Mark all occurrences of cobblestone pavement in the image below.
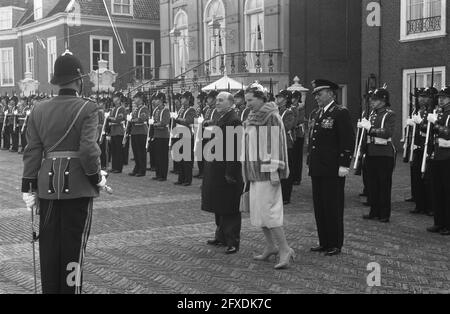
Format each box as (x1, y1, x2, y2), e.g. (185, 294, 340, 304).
(0, 150, 449, 294)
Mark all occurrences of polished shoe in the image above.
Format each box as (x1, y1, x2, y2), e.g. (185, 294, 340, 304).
(207, 239, 224, 246)
(427, 226, 442, 233)
(157, 178, 167, 182)
(174, 181, 183, 186)
(325, 248, 341, 257)
(405, 198, 415, 203)
(274, 249, 296, 270)
(152, 177, 161, 181)
(440, 229, 450, 236)
(112, 170, 122, 174)
(128, 173, 137, 177)
(135, 174, 145, 177)
(182, 182, 192, 187)
(363, 215, 379, 221)
(379, 218, 390, 223)
(253, 249, 279, 261)
(225, 247, 239, 255)
(310, 246, 327, 253)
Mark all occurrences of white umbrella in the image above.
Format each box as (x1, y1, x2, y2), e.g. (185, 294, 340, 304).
(202, 74, 246, 92)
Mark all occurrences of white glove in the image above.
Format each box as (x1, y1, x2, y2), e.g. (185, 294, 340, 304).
(406, 118, 415, 127)
(427, 113, 438, 124)
(104, 112, 111, 119)
(126, 114, 132, 122)
(357, 121, 363, 129)
(149, 118, 155, 125)
(197, 116, 205, 124)
(412, 114, 423, 125)
(14, 110, 18, 115)
(338, 167, 350, 178)
(170, 112, 178, 119)
(360, 118, 372, 131)
(97, 171, 108, 189)
(4, 110, 8, 115)
(26, 110, 31, 116)
(23, 193, 37, 211)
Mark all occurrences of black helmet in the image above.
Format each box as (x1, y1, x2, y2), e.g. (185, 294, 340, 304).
(113, 92, 124, 99)
(419, 87, 439, 98)
(50, 50, 86, 86)
(154, 91, 166, 102)
(207, 90, 219, 99)
(276, 90, 292, 101)
(133, 92, 145, 100)
(437, 86, 450, 98)
(292, 91, 303, 102)
(371, 88, 390, 104)
(182, 91, 194, 101)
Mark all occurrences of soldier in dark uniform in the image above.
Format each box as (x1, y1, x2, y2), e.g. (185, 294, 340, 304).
(17, 96, 31, 154)
(360, 88, 396, 223)
(0, 98, 5, 149)
(173, 91, 197, 186)
(426, 86, 450, 235)
(97, 98, 109, 170)
(291, 91, 306, 186)
(151, 92, 171, 181)
(308, 79, 355, 256)
(407, 88, 437, 216)
(171, 93, 183, 174)
(148, 93, 157, 172)
(276, 90, 296, 205)
(128, 92, 150, 177)
(3, 99, 14, 151)
(21, 51, 107, 294)
(10, 96, 19, 152)
(108, 92, 126, 173)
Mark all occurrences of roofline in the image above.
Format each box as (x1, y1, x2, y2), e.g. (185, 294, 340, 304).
(0, 12, 159, 41)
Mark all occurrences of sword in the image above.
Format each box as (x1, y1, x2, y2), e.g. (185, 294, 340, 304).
(29, 183, 38, 294)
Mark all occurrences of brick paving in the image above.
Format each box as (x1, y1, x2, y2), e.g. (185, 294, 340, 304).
(0, 150, 449, 294)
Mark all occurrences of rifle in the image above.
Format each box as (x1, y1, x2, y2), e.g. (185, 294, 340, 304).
(1, 109, 8, 137)
(122, 93, 133, 147)
(353, 79, 371, 172)
(408, 73, 420, 162)
(403, 74, 416, 162)
(145, 90, 153, 151)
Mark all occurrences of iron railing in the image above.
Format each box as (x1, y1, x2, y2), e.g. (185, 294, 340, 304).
(407, 16, 441, 34)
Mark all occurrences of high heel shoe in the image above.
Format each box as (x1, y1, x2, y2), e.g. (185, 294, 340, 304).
(274, 249, 296, 270)
(253, 249, 279, 262)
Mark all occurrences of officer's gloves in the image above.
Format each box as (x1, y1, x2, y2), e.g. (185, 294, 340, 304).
(170, 112, 179, 119)
(338, 167, 350, 178)
(97, 170, 108, 189)
(23, 193, 37, 212)
(104, 112, 111, 120)
(126, 114, 132, 122)
(197, 115, 205, 124)
(360, 118, 372, 131)
(412, 114, 423, 125)
(427, 113, 438, 124)
(148, 118, 155, 126)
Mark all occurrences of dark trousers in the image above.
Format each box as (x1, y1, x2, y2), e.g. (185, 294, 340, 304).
(20, 129, 27, 151)
(431, 160, 450, 229)
(154, 137, 169, 179)
(171, 138, 181, 173)
(367, 156, 395, 219)
(123, 137, 130, 166)
(214, 213, 242, 248)
(311, 176, 345, 249)
(2, 124, 11, 149)
(38, 198, 93, 294)
(149, 139, 156, 169)
(411, 150, 433, 213)
(131, 134, 147, 175)
(11, 127, 19, 151)
(281, 148, 294, 202)
(292, 137, 305, 183)
(111, 136, 124, 172)
(99, 137, 110, 169)
(178, 138, 194, 184)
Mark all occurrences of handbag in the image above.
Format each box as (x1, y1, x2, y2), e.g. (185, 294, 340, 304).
(239, 182, 250, 214)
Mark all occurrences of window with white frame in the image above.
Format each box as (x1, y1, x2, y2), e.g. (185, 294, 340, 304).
(47, 37, 57, 82)
(112, 0, 133, 16)
(134, 40, 154, 81)
(25, 43, 34, 77)
(402, 66, 446, 131)
(245, 0, 264, 72)
(0, 7, 13, 30)
(173, 10, 189, 76)
(0, 48, 14, 86)
(34, 0, 43, 20)
(204, 0, 226, 75)
(91, 36, 113, 71)
(400, 0, 446, 41)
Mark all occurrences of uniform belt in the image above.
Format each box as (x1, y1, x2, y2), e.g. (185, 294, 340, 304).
(45, 151, 81, 159)
(438, 138, 450, 148)
(110, 123, 121, 126)
(134, 123, 145, 126)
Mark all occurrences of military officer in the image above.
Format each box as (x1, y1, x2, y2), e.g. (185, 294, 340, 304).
(291, 91, 306, 186)
(360, 88, 396, 223)
(426, 86, 450, 236)
(151, 92, 171, 181)
(0, 97, 6, 149)
(407, 88, 437, 216)
(308, 79, 355, 256)
(9, 96, 19, 152)
(17, 96, 31, 154)
(21, 50, 107, 294)
(108, 92, 126, 173)
(173, 91, 197, 186)
(276, 90, 296, 205)
(234, 90, 250, 122)
(128, 92, 150, 177)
